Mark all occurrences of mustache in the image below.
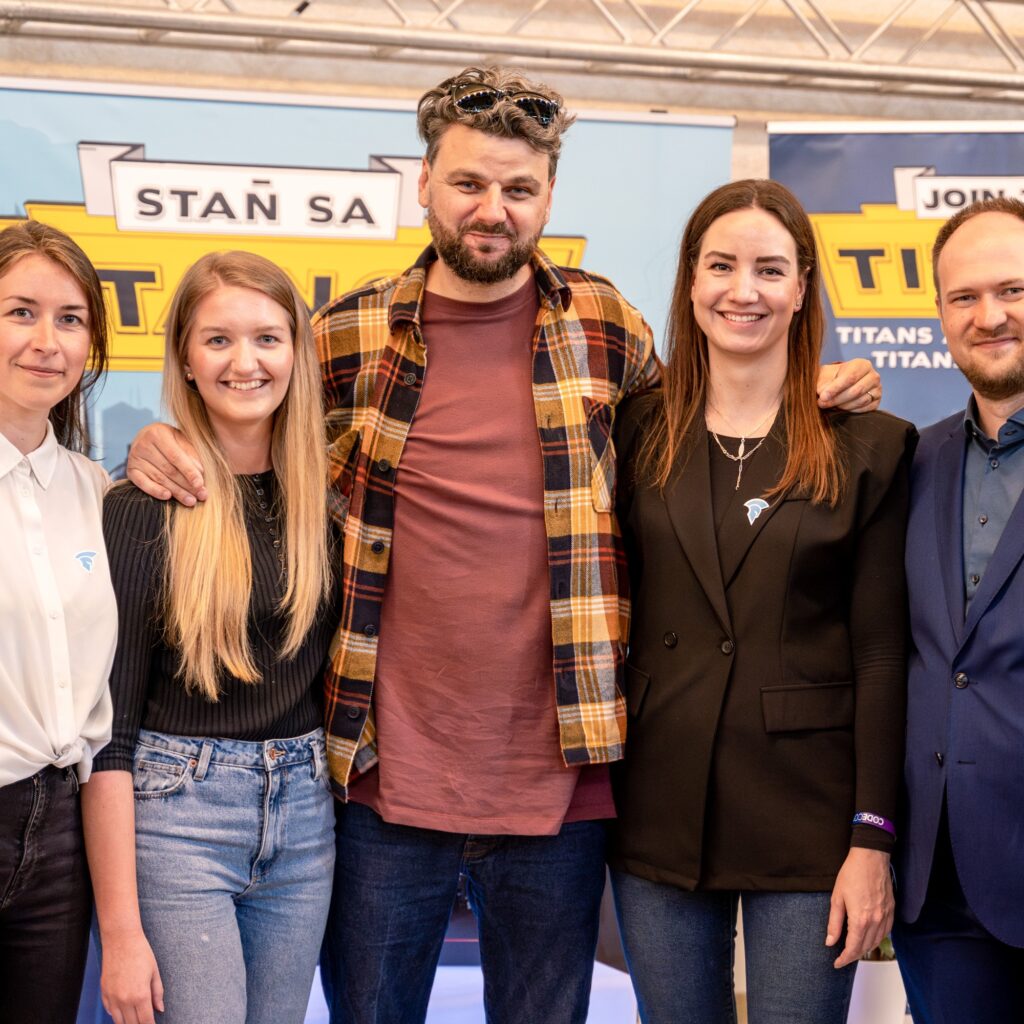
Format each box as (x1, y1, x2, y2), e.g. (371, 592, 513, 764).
(966, 326, 1021, 343)
(459, 221, 516, 240)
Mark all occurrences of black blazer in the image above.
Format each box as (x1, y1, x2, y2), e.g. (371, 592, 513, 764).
(610, 397, 916, 891)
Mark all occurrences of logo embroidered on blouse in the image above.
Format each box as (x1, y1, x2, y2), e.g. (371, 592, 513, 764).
(743, 499, 770, 525)
(74, 550, 97, 572)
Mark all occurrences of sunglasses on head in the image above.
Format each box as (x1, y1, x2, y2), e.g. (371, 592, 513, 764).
(449, 83, 560, 126)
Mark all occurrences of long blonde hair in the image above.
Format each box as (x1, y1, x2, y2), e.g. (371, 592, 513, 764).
(638, 179, 844, 506)
(161, 252, 328, 699)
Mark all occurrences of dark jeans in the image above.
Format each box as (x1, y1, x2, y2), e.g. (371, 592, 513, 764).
(893, 811, 1024, 1024)
(612, 870, 856, 1024)
(321, 801, 607, 1024)
(0, 765, 92, 1024)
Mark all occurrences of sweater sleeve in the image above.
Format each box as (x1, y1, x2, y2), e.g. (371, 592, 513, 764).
(92, 485, 165, 773)
(847, 419, 918, 853)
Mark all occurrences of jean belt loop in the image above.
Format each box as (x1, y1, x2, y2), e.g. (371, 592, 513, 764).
(311, 738, 324, 780)
(194, 740, 214, 781)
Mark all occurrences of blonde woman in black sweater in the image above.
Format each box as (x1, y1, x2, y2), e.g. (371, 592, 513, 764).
(81, 252, 337, 1024)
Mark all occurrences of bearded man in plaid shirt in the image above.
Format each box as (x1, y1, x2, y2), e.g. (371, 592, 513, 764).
(129, 64, 879, 1024)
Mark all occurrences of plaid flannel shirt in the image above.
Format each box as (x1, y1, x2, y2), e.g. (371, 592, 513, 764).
(313, 246, 659, 796)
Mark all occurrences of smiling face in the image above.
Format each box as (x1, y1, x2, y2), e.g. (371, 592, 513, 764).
(0, 253, 92, 450)
(937, 211, 1024, 406)
(418, 122, 554, 295)
(183, 284, 295, 453)
(690, 207, 806, 370)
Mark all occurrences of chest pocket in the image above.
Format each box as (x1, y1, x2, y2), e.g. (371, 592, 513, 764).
(583, 397, 615, 513)
(326, 428, 361, 526)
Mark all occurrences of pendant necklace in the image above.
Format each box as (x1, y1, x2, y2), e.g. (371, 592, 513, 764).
(707, 397, 781, 491)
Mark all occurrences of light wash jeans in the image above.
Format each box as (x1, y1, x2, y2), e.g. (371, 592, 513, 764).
(131, 727, 335, 1024)
(612, 870, 856, 1024)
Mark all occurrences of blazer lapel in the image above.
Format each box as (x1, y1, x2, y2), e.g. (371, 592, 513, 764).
(933, 424, 967, 641)
(717, 421, 792, 591)
(664, 421, 732, 635)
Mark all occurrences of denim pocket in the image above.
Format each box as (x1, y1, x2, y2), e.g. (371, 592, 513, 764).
(132, 751, 192, 799)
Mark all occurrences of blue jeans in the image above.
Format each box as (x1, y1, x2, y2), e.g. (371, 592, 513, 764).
(0, 765, 92, 1024)
(612, 870, 856, 1024)
(130, 728, 335, 1024)
(321, 801, 607, 1024)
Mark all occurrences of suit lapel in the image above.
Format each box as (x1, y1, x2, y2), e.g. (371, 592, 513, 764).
(664, 421, 732, 635)
(934, 424, 967, 642)
(716, 421, 792, 591)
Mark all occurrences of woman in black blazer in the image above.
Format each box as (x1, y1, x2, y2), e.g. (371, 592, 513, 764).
(609, 179, 916, 1024)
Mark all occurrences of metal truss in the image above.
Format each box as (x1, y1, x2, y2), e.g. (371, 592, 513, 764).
(4, 0, 1024, 102)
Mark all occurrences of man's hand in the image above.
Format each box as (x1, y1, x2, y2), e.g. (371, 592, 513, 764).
(825, 847, 894, 969)
(126, 423, 206, 505)
(817, 359, 881, 412)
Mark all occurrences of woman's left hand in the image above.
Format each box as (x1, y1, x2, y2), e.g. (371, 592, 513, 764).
(825, 846, 894, 969)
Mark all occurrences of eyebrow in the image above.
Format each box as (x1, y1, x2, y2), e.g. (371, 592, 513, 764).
(946, 279, 1024, 296)
(703, 250, 792, 266)
(3, 294, 88, 310)
(197, 324, 287, 333)
(447, 168, 543, 189)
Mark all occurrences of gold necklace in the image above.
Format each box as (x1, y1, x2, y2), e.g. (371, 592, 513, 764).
(706, 399, 780, 491)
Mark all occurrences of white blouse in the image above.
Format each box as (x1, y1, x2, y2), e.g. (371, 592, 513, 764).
(0, 424, 117, 787)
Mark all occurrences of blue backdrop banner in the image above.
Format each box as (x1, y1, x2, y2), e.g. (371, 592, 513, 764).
(1, 79, 734, 474)
(769, 121, 1024, 427)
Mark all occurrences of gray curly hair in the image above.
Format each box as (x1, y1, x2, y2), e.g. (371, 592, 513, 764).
(417, 66, 576, 178)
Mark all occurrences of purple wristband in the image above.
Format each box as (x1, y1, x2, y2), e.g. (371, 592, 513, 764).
(851, 812, 896, 837)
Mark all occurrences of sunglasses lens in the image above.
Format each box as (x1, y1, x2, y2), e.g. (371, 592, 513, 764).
(452, 86, 501, 114)
(511, 94, 558, 125)
(450, 83, 559, 125)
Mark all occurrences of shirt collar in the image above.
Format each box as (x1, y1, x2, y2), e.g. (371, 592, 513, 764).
(0, 422, 60, 488)
(387, 245, 573, 333)
(963, 396, 1024, 447)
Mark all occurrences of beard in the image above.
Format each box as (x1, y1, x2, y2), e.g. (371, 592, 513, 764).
(957, 333, 1024, 402)
(428, 210, 539, 285)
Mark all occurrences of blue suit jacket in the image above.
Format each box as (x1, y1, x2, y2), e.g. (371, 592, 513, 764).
(901, 410, 1024, 946)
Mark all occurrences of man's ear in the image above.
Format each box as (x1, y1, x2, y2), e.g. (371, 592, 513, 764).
(543, 175, 556, 226)
(418, 156, 431, 209)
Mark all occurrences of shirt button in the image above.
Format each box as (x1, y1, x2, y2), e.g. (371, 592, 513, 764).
(663, 631, 678, 648)
(345, 706, 361, 720)
(954, 671, 969, 689)
(371, 540, 385, 554)
(49, 610, 59, 620)
(363, 623, 378, 637)
(935, 752, 944, 766)
(978, 515, 988, 525)
(990, 458, 999, 469)
(58, 678, 67, 689)
(377, 458, 392, 473)
(403, 372, 417, 386)
(970, 573, 981, 585)
(720, 639, 735, 655)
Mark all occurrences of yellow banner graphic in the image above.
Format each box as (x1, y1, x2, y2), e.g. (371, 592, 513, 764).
(3, 203, 586, 371)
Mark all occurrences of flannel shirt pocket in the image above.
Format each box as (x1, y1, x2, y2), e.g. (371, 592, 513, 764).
(583, 397, 615, 513)
(326, 428, 361, 528)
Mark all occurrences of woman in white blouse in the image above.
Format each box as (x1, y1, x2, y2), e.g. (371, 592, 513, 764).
(0, 220, 116, 1024)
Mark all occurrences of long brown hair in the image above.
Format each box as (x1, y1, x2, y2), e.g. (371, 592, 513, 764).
(161, 251, 329, 700)
(638, 179, 843, 506)
(0, 220, 109, 453)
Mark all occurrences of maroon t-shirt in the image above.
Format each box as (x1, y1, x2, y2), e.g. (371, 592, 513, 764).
(348, 280, 613, 834)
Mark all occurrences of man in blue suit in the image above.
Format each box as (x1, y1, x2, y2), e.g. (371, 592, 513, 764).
(894, 196, 1024, 1023)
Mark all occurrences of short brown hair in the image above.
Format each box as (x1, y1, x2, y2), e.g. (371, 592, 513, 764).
(417, 66, 575, 178)
(0, 220, 109, 453)
(933, 196, 1024, 295)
